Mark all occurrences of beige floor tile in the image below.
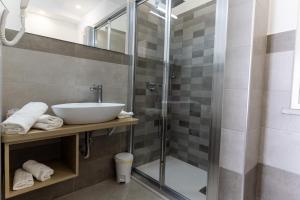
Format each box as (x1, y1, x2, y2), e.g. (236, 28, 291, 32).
(56, 179, 166, 200)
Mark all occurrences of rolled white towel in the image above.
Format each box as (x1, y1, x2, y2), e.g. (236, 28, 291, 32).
(13, 169, 34, 191)
(118, 110, 134, 119)
(1, 102, 48, 134)
(33, 115, 63, 130)
(23, 160, 54, 182)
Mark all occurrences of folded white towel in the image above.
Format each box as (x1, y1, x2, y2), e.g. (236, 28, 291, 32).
(33, 115, 63, 130)
(1, 102, 48, 134)
(118, 110, 134, 119)
(13, 169, 34, 191)
(23, 160, 54, 182)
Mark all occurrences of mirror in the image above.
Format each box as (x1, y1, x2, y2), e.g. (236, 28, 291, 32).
(1, 0, 128, 53)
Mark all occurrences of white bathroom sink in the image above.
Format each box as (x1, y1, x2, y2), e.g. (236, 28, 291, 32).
(52, 103, 125, 124)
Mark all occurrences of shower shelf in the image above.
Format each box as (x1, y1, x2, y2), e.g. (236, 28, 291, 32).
(2, 117, 138, 199)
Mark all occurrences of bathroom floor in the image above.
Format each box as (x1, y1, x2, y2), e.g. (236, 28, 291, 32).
(55, 179, 166, 200)
(137, 156, 207, 200)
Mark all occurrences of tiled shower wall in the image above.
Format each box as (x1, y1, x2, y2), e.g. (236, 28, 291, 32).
(134, 58, 164, 166)
(133, 3, 164, 166)
(133, 1, 216, 170)
(136, 3, 164, 61)
(169, 1, 215, 170)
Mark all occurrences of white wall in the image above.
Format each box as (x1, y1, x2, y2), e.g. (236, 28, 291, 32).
(268, 0, 299, 34)
(261, 0, 300, 175)
(26, 12, 79, 43)
(0, 0, 80, 43)
(1, 0, 126, 44)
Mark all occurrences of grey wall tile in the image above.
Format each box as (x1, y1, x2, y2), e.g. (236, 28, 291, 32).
(219, 167, 243, 200)
(6, 29, 128, 65)
(257, 164, 300, 200)
(222, 89, 248, 132)
(244, 165, 258, 200)
(2, 47, 128, 116)
(220, 128, 245, 174)
(224, 45, 251, 90)
(267, 31, 296, 53)
(227, 0, 254, 48)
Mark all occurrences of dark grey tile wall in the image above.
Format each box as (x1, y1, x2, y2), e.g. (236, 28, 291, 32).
(133, 58, 163, 166)
(133, 1, 216, 171)
(136, 3, 164, 61)
(169, 1, 216, 170)
(133, 2, 166, 166)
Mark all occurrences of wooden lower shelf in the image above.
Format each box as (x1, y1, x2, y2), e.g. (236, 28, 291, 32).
(4, 134, 80, 199)
(7, 161, 77, 199)
(3, 117, 138, 199)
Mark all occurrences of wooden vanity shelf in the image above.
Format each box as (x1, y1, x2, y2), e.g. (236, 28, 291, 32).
(2, 117, 138, 199)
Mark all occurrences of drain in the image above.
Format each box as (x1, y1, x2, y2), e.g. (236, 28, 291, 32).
(199, 186, 207, 195)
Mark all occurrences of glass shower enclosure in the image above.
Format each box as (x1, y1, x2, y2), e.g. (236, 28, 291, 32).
(127, 0, 228, 200)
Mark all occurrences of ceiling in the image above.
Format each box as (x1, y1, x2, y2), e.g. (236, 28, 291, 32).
(4, 0, 211, 25)
(27, 0, 126, 24)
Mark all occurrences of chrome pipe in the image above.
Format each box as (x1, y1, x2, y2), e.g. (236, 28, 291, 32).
(127, 0, 137, 154)
(107, 127, 117, 136)
(83, 132, 92, 159)
(107, 21, 112, 50)
(94, 5, 127, 29)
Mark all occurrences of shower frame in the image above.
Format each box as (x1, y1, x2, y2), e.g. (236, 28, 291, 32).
(93, 4, 127, 51)
(126, 0, 228, 199)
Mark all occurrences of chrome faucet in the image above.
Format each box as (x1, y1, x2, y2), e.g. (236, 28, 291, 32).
(90, 84, 103, 103)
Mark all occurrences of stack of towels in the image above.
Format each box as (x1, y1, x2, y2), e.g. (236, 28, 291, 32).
(117, 110, 134, 119)
(1, 102, 63, 134)
(13, 160, 54, 191)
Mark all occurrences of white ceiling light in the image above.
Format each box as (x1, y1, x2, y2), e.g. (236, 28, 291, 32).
(38, 10, 46, 15)
(75, 4, 82, 9)
(157, 6, 178, 19)
(150, 6, 178, 19)
(149, 11, 165, 20)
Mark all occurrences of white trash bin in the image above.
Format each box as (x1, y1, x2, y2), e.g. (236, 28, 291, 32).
(115, 152, 133, 184)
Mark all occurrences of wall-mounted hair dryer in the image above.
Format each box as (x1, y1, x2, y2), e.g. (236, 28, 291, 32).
(0, 0, 30, 46)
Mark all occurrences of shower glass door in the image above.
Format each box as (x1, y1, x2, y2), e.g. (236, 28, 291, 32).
(165, 1, 216, 199)
(132, 0, 165, 182)
(132, 0, 223, 200)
